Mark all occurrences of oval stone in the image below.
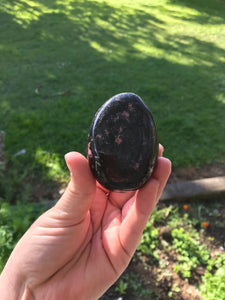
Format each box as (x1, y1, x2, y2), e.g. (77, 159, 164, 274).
(87, 92, 158, 191)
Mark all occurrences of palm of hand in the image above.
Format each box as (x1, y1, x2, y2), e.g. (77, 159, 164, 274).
(20, 186, 144, 299)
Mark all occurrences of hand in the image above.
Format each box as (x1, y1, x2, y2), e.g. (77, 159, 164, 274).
(0, 145, 171, 300)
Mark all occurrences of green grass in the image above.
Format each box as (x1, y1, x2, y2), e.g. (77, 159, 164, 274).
(0, 0, 225, 191)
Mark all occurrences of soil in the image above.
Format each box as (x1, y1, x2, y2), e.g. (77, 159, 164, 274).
(135, 200, 224, 300)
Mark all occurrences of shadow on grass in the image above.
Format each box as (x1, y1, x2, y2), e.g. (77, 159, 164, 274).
(169, 0, 225, 24)
(0, 0, 225, 202)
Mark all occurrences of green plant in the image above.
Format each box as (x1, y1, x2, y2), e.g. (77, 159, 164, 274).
(0, 224, 14, 271)
(137, 220, 160, 263)
(168, 283, 181, 298)
(206, 253, 225, 272)
(115, 278, 128, 295)
(167, 207, 183, 228)
(0, 201, 45, 272)
(171, 227, 210, 278)
(120, 272, 157, 300)
(151, 206, 173, 225)
(200, 253, 225, 299)
(200, 266, 225, 300)
(0, 159, 31, 204)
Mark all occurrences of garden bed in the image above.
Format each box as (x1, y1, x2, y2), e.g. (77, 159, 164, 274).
(101, 199, 225, 300)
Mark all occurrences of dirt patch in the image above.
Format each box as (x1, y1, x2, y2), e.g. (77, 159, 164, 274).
(29, 179, 63, 203)
(133, 258, 202, 300)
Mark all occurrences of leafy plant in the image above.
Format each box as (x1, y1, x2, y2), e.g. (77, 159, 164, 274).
(0, 224, 14, 271)
(151, 206, 173, 225)
(114, 278, 128, 295)
(0, 159, 31, 204)
(200, 266, 225, 300)
(171, 227, 210, 278)
(127, 273, 154, 299)
(0, 201, 45, 272)
(115, 272, 157, 300)
(137, 219, 160, 263)
(168, 283, 181, 298)
(206, 253, 225, 272)
(167, 207, 183, 228)
(199, 252, 225, 299)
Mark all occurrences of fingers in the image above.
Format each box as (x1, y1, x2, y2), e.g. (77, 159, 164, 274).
(54, 152, 96, 222)
(109, 191, 136, 208)
(119, 156, 171, 256)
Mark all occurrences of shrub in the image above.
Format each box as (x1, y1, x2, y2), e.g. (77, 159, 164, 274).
(0, 201, 45, 272)
(172, 227, 210, 278)
(200, 266, 225, 300)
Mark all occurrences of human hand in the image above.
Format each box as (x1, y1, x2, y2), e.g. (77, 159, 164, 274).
(0, 145, 171, 300)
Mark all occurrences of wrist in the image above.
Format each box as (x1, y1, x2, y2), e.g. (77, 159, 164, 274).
(0, 265, 33, 300)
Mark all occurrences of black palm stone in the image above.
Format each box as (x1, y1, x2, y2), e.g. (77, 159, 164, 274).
(87, 92, 158, 191)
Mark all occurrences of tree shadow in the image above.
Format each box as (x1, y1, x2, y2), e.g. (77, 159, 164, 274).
(0, 0, 225, 202)
(168, 0, 225, 24)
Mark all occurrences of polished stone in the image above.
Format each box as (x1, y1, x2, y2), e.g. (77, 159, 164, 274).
(88, 92, 158, 191)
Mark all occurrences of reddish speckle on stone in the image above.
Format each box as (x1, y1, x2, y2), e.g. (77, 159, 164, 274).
(128, 103, 134, 111)
(133, 163, 140, 170)
(115, 136, 122, 145)
(119, 127, 123, 134)
(121, 111, 130, 119)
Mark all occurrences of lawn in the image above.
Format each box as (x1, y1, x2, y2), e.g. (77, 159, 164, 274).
(1, 0, 225, 187)
(0, 0, 225, 298)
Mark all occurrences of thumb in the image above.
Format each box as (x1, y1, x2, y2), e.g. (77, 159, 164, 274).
(54, 152, 96, 222)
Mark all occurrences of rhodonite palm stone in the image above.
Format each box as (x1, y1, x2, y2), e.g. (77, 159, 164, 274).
(87, 92, 158, 191)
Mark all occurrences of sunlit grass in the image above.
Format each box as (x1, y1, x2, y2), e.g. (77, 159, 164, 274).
(0, 0, 225, 192)
(35, 147, 68, 182)
(2, 1, 49, 27)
